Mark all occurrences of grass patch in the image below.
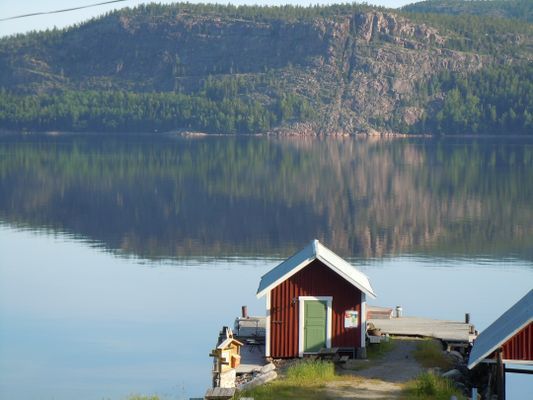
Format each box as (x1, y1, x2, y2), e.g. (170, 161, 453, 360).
(336, 339, 396, 372)
(402, 372, 465, 400)
(236, 382, 328, 400)
(366, 338, 396, 360)
(236, 360, 335, 400)
(412, 340, 453, 369)
(284, 359, 336, 384)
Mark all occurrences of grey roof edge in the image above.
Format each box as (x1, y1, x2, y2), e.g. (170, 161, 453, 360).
(256, 239, 317, 297)
(467, 317, 532, 369)
(256, 239, 376, 299)
(467, 289, 533, 369)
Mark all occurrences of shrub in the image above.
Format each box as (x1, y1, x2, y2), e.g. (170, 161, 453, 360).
(237, 360, 336, 400)
(413, 340, 453, 369)
(366, 338, 396, 360)
(403, 372, 465, 400)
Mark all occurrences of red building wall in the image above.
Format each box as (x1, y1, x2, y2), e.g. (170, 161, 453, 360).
(502, 322, 533, 361)
(269, 259, 363, 358)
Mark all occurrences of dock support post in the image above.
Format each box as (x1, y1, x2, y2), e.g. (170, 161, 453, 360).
(496, 348, 506, 400)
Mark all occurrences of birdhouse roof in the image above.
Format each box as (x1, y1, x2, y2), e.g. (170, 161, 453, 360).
(217, 337, 243, 350)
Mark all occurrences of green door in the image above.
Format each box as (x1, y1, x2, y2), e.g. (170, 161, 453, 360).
(304, 300, 327, 352)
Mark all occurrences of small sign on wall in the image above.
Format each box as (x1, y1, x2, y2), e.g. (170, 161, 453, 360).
(344, 310, 358, 328)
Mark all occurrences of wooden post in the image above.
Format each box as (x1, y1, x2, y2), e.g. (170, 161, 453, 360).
(502, 359, 506, 400)
(485, 370, 493, 399)
(496, 348, 506, 400)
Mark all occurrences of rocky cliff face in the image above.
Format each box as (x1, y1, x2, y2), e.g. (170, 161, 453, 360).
(266, 11, 486, 133)
(0, 5, 525, 134)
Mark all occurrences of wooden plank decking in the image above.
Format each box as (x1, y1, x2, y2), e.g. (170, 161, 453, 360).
(369, 316, 476, 343)
(204, 387, 235, 399)
(236, 343, 266, 374)
(234, 317, 267, 374)
(367, 305, 394, 319)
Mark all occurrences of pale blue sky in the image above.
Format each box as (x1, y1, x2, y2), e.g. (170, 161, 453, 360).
(0, 0, 413, 38)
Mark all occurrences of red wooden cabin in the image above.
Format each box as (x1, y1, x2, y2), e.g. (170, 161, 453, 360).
(256, 239, 376, 358)
(468, 289, 532, 399)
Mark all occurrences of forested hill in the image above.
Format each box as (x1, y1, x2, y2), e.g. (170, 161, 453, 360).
(402, 0, 533, 23)
(0, 2, 531, 135)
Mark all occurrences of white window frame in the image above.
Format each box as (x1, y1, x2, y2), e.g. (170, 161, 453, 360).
(265, 291, 271, 357)
(360, 293, 366, 349)
(298, 296, 333, 357)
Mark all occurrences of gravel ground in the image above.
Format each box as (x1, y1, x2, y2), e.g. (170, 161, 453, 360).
(323, 338, 424, 399)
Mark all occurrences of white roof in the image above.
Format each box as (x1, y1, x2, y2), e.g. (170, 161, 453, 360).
(217, 337, 243, 350)
(256, 239, 376, 299)
(468, 289, 533, 369)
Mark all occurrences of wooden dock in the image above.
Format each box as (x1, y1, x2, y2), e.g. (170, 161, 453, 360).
(212, 311, 475, 385)
(369, 316, 476, 343)
(234, 316, 267, 374)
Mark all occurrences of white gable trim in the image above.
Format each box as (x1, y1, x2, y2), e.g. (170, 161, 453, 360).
(316, 253, 376, 299)
(265, 291, 271, 358)
(360, 293, 367, 349)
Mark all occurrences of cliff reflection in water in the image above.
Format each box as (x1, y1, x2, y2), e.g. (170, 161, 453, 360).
(0, 134, 531, 260)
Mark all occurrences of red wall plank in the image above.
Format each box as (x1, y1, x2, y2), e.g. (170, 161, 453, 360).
(502, 322, 533, 361)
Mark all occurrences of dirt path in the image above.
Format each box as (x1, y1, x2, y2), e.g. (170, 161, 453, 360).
(325, 379, 403, 400)
(324, 339, 423, 399)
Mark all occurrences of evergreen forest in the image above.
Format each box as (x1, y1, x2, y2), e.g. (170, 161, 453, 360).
(0, 1, 531, 135)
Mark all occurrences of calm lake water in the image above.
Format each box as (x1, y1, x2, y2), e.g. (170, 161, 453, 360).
(0, 134, 532, 399)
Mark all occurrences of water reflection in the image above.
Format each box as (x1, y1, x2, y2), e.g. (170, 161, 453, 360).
(1, 226, 532, 400)
(0, 134, 531, 260)
(0, 226, 272, 400)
